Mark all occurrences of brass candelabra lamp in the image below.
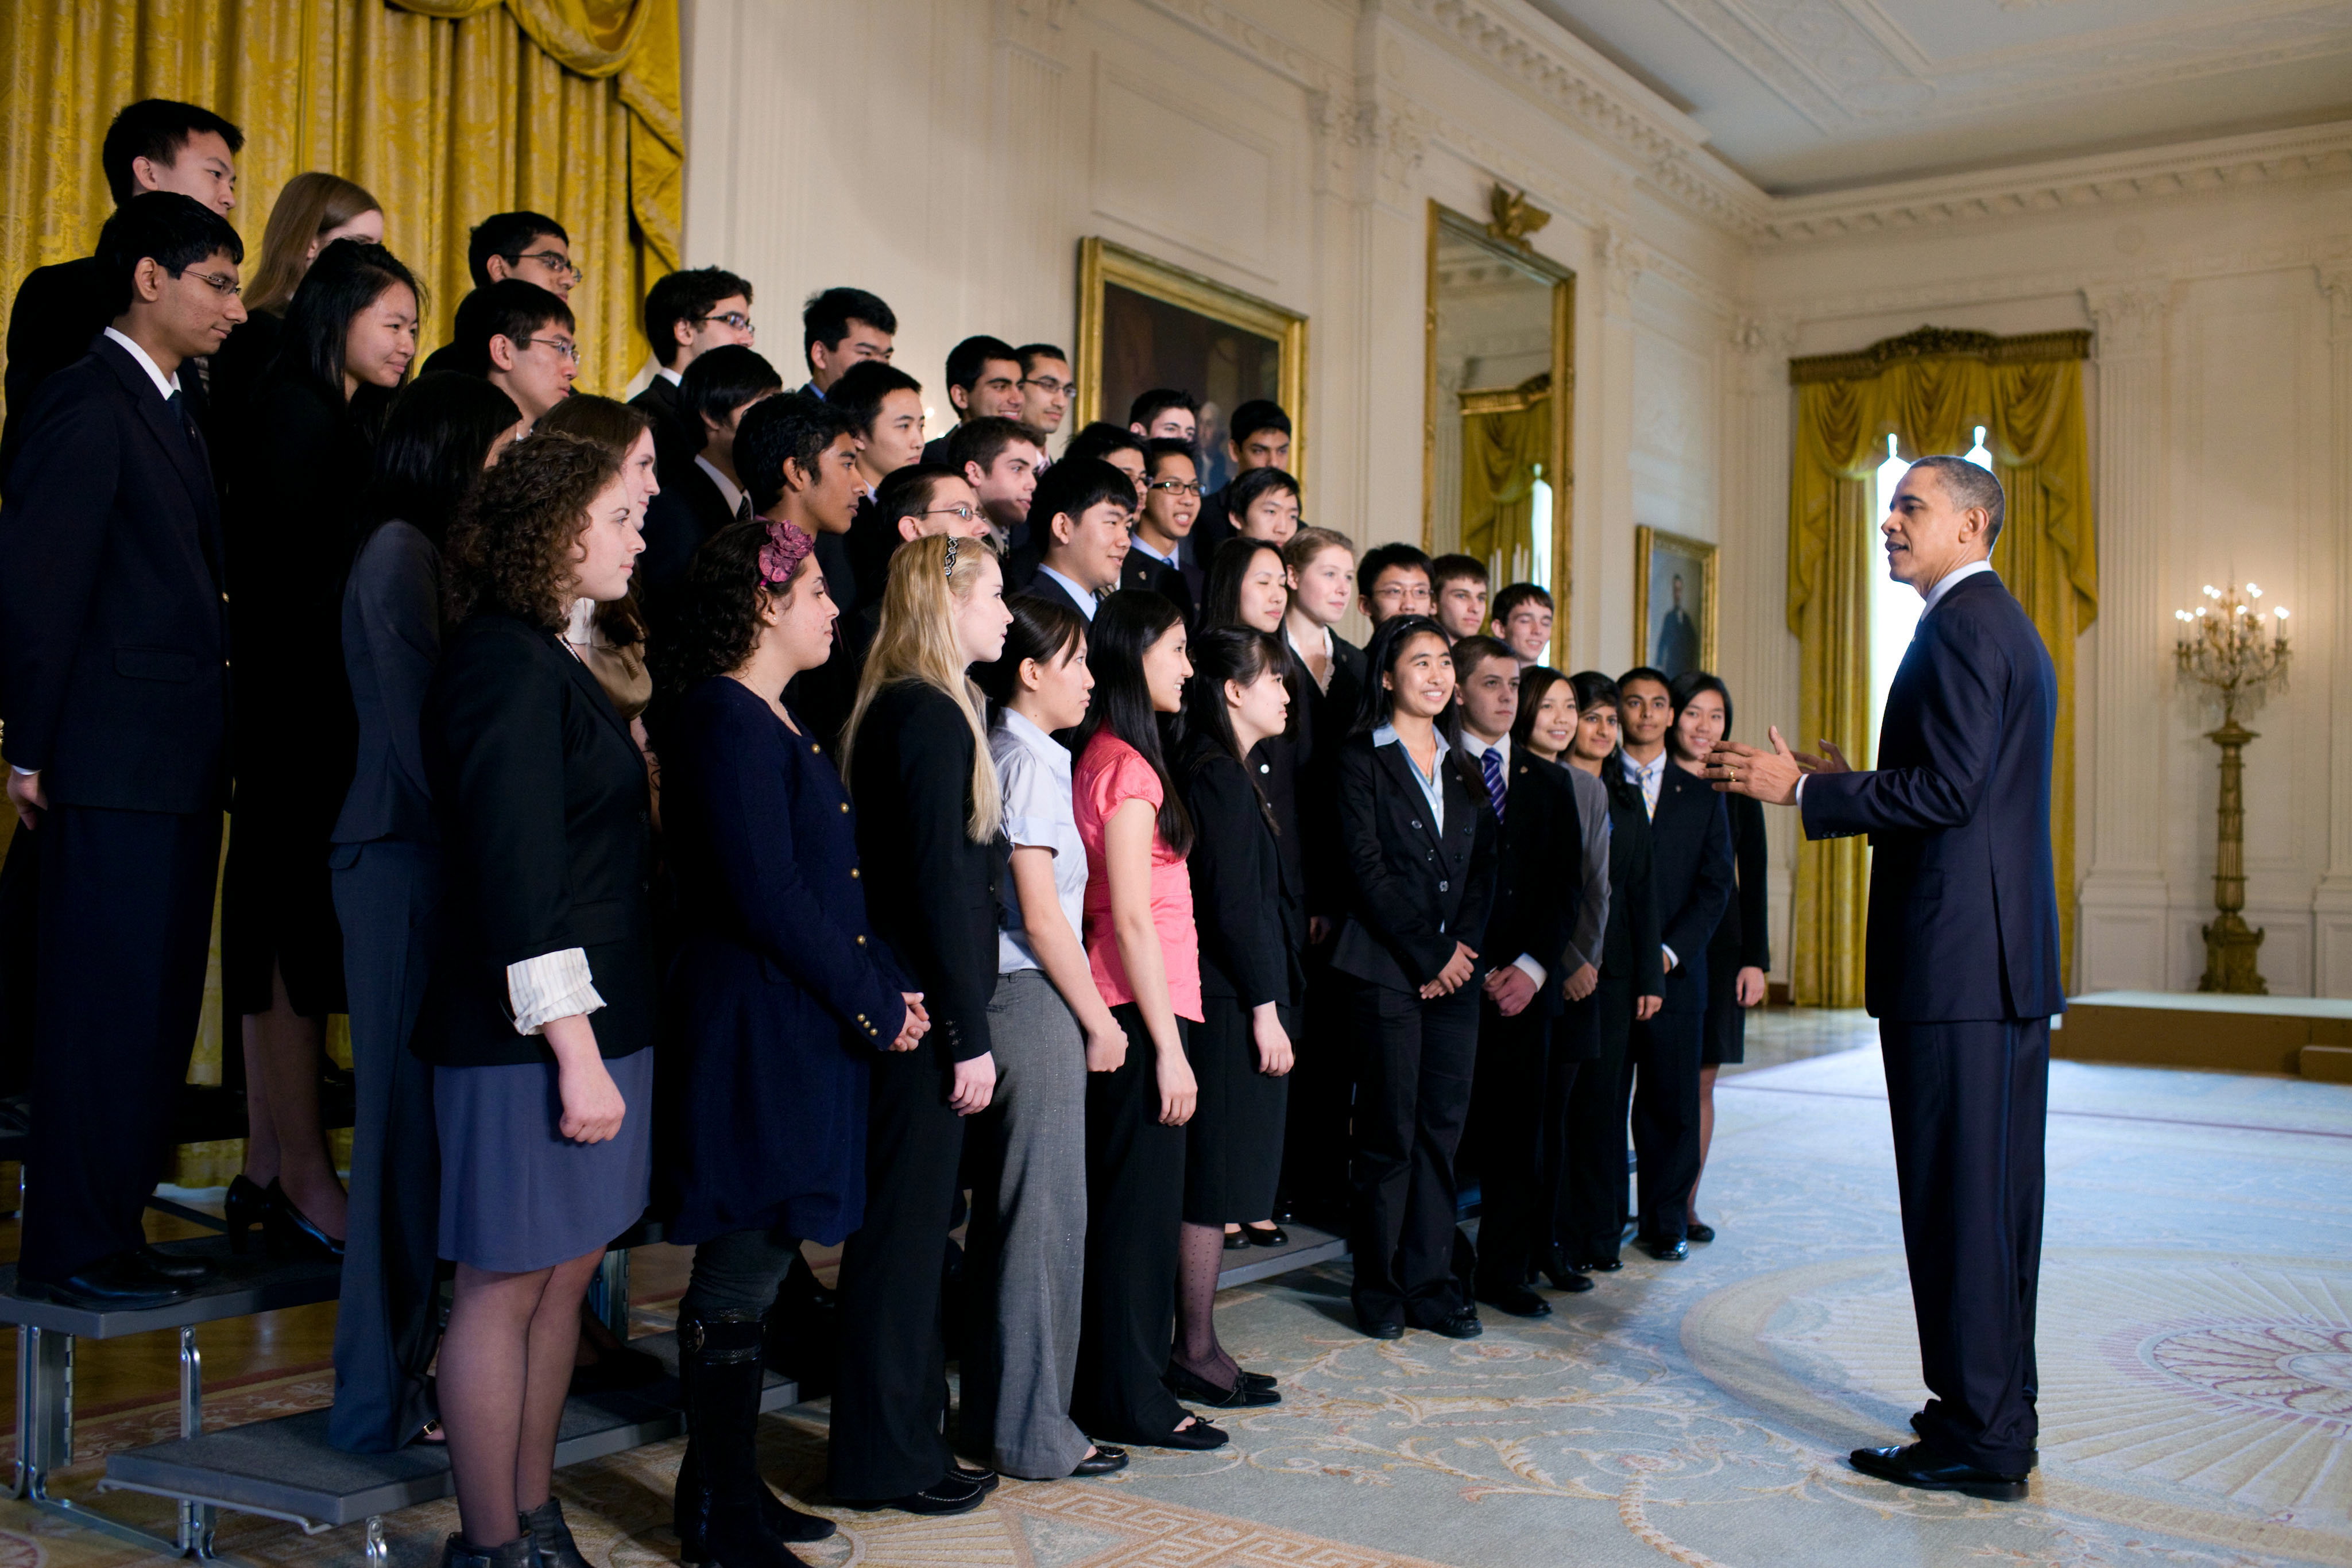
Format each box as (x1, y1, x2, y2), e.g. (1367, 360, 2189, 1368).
(2173, 583, 2291, 994)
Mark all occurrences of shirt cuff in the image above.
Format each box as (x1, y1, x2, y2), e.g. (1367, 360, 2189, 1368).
(1511, 954, 1546, 988)
(1661, 944, 1680, 972)
(1793, 774, 1806, 805)
(9, 766, 31, 776)
(506, 947, 606, 1036)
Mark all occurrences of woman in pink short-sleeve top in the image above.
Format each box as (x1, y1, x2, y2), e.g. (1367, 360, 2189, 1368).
(1076, 733, 1202, 1021)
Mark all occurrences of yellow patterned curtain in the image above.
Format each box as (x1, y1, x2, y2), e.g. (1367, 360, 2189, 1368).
(0, 0, 682, 417)
(1459, 374, 1552, 580)
(1786, 329, 2096, 1005)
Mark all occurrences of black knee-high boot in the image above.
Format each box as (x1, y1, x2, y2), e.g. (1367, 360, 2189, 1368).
(675, 1314, 827, 1566)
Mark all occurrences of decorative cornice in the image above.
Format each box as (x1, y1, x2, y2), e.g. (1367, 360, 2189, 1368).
(1788, 324, 2092, 385)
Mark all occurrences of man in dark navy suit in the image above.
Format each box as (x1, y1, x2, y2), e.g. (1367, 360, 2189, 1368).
(1711, 454, 2063, 1501)
(2, 193, 246, 1309)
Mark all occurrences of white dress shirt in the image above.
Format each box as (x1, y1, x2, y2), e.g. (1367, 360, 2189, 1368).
(657, 366, 683, 387)
(694, 454, 746, 521)
(105, 326, 180, 400)
(1036, 563, 1098, 620)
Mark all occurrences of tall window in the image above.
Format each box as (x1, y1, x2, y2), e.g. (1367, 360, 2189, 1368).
(1869, 427, 1990, 753)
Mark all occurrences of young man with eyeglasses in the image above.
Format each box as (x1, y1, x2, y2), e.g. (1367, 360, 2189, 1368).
(5, 99, 245, 470)
(802, 285, 898, 396)
(470, 211, 577, 298)
(635, 266, 756, 455)
(1014, 343, 1071, 447)
(448, 279, 577, 424)
(945, 415, 1045, 555)
(1357, 541, 1435, 628)
(920, 335, 1023, 465)
(1120, 436, 1202, 621)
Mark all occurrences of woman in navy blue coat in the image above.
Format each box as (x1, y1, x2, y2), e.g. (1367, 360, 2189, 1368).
(652, 516, 927, 1568)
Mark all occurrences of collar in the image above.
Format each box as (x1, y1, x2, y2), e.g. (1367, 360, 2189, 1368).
(1458, 731, 1509, 767)
(1921, 558, 1997, 617)
(997, 707, 1069, 771)
(694, 454, 745, 518)
(1371, 723, 1403, 751)
(656, 366, 682, 386)
(1623, 749, 1665, 780)
(1128, 531, 1177, 567)
(1287, 622, 1333, 660)
(1036, 563, 1097, 620)
(103, 327, 180, 401)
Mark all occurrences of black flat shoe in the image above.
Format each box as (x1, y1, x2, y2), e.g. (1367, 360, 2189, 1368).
(1425, 1307, 1484, 1339)
(1362, 1319, 1405, 1341)
(1070, 1445, 1128, 1477)
(1685, 1220, 1716, 1244)
(263, 1180, 345, 1260)
(952, 1462, 999, 1494)
(837, 1470, 986, 1515)
(1223, 1229, 1253, 1251)
(224, 1174, 268, 1255)
(138, 1245, 217, 1285)
(1163, 1362, 1281, 1407)
(1242, 1224, 1288, 1247)
(1638, 1236, 1689, 1263)
(1144, 1418, 1228, 1451)
(1849, 1443, 2028, 1501)
(1475, 1283, 1552, 1319)
(18, 1253, 192, 1311)
(1237, 1368, 1277, 1391)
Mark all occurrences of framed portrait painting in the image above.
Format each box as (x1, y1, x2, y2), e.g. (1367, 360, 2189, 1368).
(1074, 238, 1308, 494)
(1634, 526, 1717, 679)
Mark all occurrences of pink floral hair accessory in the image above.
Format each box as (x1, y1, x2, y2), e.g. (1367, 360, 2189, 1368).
(758, 518, 815, 588)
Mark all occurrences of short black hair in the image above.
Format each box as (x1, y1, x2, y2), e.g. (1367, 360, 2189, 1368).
(1356, 541, 1434, 600)
(1229, 398, 1290, 445)
(101, 100, 243, 208)
(1227, 465, 1299, 516)
(735, 392, 857, 514)
(1617, 665, 1672, 698)
(466, 211, 568, 289)
(1127, 388, 1197, 427)
(825, 360, 922, 435)
(1492, 582, 1553, 622)
(1016, 342, 1069, 374)
(945, 334, 1019, 395)
(1063, 420, 1145, 466)
(1027, 456, 1134, 545)
(1449, 634, 1515, 676)
(946, 416, 1046, 475)
(447, 280, 574, 375)
(679, 344, 783, 440)
(875, 462, 962, 535)
(1430, 553, 1488, 590)
(643, 267, 753, 367)
(802, 286, 898, 366)
(95, 192, 244, 317)
(1142, 436, 1198, 478)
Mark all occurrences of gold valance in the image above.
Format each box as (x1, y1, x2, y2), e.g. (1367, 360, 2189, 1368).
(1790, 326, 2091, 386)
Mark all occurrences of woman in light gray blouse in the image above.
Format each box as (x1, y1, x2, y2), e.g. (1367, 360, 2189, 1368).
(961, 596, 1132, 1481)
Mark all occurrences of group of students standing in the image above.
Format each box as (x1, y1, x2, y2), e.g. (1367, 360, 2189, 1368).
(0, 95, 1773, 1568)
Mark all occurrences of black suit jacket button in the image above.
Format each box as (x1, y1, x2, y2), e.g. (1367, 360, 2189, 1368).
(1410, 820, 1420, 830)
(1438, 879, 1449, 892)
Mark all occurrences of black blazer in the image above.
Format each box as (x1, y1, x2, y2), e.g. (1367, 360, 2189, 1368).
(421, 612, 656, 1067)
(1642, 761, 1735, 1016)
(846, 680, 1009, 1062)
(639, 459, 739, 624)
(1330, 733, 1498, 992)
(1801, 570, 2064, 1022)
(1294, 630, 1365, 920)
(1598, 769, 1665, 997)
(0, 334, 230, 812)
(332, 519, 441, 845)
(782, 530, 862, 756)
(1707, 791, 1770, 976)
(1016, 567, 1093, 625)
(1120, 549, 1196, 625)
(1471, 745, 1584, 1021)
(630, 374, 700, 473)
(1179, 735, 1303, 1011)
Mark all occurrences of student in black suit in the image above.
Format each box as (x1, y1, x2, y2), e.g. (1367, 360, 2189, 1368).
(1544, 671, 1664, 1277)
(653, 517, 922, 1561)
(829, 536, 1013, 1516)
(1013, 457, 1135, 623)
(918, 335, 1021, 465)
(437, 280, 578, 424)
(1120, 439, 1201, 614)
(1449, 638, 1587, 1318)
(1333, 615, 1499, 1342)
(410, 213, 576, 379)
(1191, 399, 1291, 562)
(1711, 455, 2063, 1499)
(328, 375, 527, 1455)
(222, 239, 424, 1260)
(1613, 665, 1733, 1261)
(0, 193, 243, 1310)
(1669, 672, 1770, 1242)
(800, 285, 897, 398)
(2, 100, 242, 471)
(636, 344, 781, 629)
(736, 393, 865, 754)
(632, 265, 756, 458)
(1275, 525, 1364, 1225)
(947, 416, 1046, 555)
(1168, 628, 1299, 1407)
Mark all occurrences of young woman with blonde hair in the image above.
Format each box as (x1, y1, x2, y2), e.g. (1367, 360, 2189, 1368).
(828, 535, 1015, 1517)
(214, 171, 384, 411)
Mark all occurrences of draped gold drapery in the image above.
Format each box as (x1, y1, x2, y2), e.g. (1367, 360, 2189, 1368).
(0, 0, 682, 417)
(1785, 328, 2095, 1006)
(1459, 373, 1553, 582)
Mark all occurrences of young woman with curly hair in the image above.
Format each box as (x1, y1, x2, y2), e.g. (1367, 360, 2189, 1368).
(651, 518, 929, 1564)
(422, 431, 652, 1568)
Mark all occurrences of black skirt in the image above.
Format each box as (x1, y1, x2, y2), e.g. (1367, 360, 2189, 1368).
(1700, 940, 1747, 1066)
(1182, 994, 1289, 1224)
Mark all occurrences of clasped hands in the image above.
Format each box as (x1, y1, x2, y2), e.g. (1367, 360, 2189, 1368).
(1704, 725, 1851, 806)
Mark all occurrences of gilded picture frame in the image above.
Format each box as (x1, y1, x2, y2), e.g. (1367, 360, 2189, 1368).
(1074, 238, 1309, 494)
(1634, 525, 1717, 679)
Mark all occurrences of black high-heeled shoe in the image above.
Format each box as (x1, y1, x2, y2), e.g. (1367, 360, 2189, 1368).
(263, 1180, 345, 1260)
(225, 1175, 268, 1255)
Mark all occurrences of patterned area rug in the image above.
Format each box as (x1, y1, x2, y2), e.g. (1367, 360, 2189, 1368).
(3, 1043, 2346, 1567)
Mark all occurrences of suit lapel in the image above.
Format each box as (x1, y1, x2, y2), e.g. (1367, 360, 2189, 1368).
(101, 338, 218, 528)
(551, 628, 640, 752)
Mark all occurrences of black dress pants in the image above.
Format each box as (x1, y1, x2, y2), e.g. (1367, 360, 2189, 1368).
(1279, 941, 1352, 1225)
(1881, 1017, 2048, 1475)
(830, 1033, 967, 1500)
(1627, 1008, 1704, 1245)
(22, 804, 220, 1283)
(328, 839, 445, 1452)
(1348, 978, 1476, 1329)
(1554, 975, 1632, 1266)
(1071, 1004, 1187, 1444)
(1466, 998, 1574, 1293)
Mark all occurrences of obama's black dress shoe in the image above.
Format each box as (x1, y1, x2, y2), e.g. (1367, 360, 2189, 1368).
(1848, 1443, 2028, 1500)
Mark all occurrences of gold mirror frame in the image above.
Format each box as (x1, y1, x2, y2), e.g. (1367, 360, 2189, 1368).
(1074, 238, 1310, 485)
(1423, 199, 1576, 665)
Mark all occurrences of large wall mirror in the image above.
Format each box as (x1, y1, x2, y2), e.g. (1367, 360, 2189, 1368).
(1423, 195, 1575, 661)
